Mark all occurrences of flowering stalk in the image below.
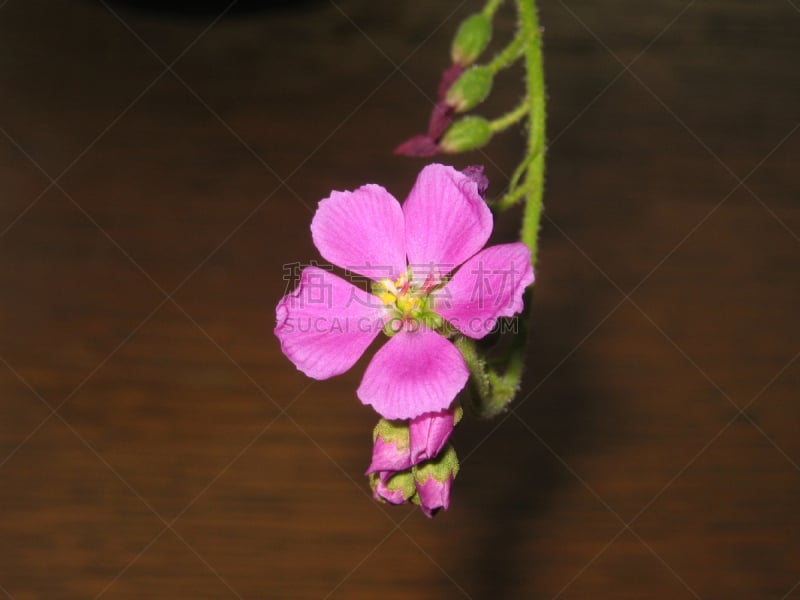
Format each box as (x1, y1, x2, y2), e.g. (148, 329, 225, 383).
(441, 0, 547, 419)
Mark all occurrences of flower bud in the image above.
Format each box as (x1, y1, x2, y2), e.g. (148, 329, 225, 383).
(445, 66, 493, 112)
(440, 116, 492, 153)
(409, 405, 462, 464)
(413, 445, 459, 518)
(366, 419, 411, 474)
(369, 470, 416, 505)
(451, 13, 492, 66)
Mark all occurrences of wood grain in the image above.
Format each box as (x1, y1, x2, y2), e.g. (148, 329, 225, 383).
(0, 1, 798, 598)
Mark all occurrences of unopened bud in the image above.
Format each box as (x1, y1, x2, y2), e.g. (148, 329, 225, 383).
(440, 116, 492, 153)
(451, 13, 492, 66)
(370, 470, 416, 505)
(413, 445, 459, 517)
(409, 405, 461, 464)
(445, 66, 493, 112)
(366, 419, 411, 474)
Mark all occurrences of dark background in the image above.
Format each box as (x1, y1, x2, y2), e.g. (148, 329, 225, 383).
(1, 0, 798, 598)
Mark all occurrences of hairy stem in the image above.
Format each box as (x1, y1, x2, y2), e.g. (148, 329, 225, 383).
(518, 0, 546, 266)
(461, 0, 546, 418)
(487, 31, 526, 74)
(489, 99, 529, 133)
(483, 0, 505, 18)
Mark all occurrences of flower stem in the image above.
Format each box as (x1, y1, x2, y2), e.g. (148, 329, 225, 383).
(459, 0, 546, 419)
(487, 31, 526, 74)
(488, 99, 529, 133)
(518, 0, 546, 267)
(483, 0, 505, 18)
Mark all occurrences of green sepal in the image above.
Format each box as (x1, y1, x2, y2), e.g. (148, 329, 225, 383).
(451, 13, 491, 66)
(453, 403, 464, 426)
(372, 418, 410, 449)
(440, 116, 492, 153)
(383, 318, 403, 337)
(420, 311, 444, 331)
(413, 444, 459, 484)
(445, 66, 493, 112)
(369, 470, 416, 503)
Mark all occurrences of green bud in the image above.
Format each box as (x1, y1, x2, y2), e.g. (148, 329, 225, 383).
(445, 66, 493, 112)
(451, 13, 492, 66)
(440, 116, 492, 153)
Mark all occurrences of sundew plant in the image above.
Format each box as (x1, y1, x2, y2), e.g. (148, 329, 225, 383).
(275, 0, 547, 517)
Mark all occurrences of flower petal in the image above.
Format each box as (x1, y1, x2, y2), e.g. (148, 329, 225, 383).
(357, 326, 468, 420)
(275, 267, 385, 379)
(311, 184, 406, 280)
(403, 164, 493, 277)
(427, 101, 455, 139)
(395, 134, 440, 158)
(435, 242, 534, 339)
(409, 408, 456, 464)
(371, 471, 415, 505)
(416, 474, 453, 518)
(437, 63, 464, 100)
(366, 437, 412, 474)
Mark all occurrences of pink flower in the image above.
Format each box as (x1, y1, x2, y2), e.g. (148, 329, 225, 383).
(274, 164, 534, 420)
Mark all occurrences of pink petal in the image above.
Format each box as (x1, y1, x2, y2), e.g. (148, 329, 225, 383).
(366, 437, 412, 474)
(409, 409, 456, 464)
(427, 101, 455, 139)
(311, 184, 406, 281)
(372, 471, 414, 505)
(435, 243, 534, 339)
(416, 474, 453, 518)
(403, 164, 493, 277)
(357, 326, 468, 420)
(462, 165, 489, 197)
(394, 134, 440, 158)
(275, 267, 385, 379)
(437, 63, 464, 99)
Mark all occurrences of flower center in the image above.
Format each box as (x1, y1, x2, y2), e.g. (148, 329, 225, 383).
(374, 270, 442, 335)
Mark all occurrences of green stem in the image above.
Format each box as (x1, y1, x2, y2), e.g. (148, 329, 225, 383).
(458, 0, 546, 418)
(518, 0, 546, 266)
(483, 0, 505, 18)
(487, 31, 526, 74)
(494, 183, 527, 211)
(488, 99, 529, 133)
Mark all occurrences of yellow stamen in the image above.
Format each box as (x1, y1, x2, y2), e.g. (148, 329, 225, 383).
(380, 277, 398, 295)
(378, 292, 396, 306)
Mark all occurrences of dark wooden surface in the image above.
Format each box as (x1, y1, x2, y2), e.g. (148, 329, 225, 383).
(1, 1, 799, 598)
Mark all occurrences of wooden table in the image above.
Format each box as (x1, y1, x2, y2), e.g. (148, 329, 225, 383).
(1, 0, 798, 597)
